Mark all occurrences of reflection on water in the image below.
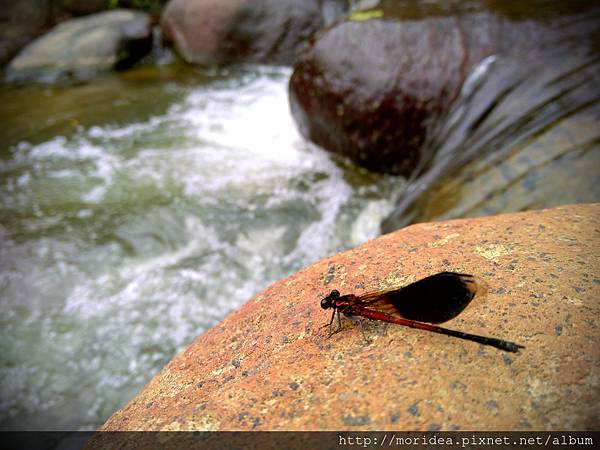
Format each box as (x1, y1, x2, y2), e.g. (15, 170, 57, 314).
(0, 66, 403, 430)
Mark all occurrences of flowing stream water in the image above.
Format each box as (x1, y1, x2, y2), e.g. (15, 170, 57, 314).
(0, 65, 403, 430)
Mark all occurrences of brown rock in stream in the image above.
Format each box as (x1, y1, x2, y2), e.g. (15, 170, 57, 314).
(160, 0, 347, 66)
(88, 204, 600, 443)
(289, 2, 600, 175)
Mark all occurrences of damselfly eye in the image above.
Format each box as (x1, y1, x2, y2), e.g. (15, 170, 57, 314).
(321, 290, 340, 309)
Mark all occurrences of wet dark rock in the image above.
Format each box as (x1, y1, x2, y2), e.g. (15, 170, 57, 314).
(289, 1, 600, 190)
(0, 0, 51, 67)
(160, 0, 348, 66)
(288, 5, 572, 175)
(5, 9, 153, 84)
(380, 37, 600, 231)
(290, 14, 476, 175)
(0, 0, 111, 68)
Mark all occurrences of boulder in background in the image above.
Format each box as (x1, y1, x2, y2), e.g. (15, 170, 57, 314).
(289, 13, 480, 175)
(5, 9, 153, 84)
(161, 0, 348, 66)
(0, 0, 52, 67)
(0, 0, 113, 68)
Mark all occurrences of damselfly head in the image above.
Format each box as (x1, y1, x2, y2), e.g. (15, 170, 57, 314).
(320, 290, 340, 309)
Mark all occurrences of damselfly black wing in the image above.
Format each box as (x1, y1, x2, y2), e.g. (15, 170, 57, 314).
(354, 272, 479, 324)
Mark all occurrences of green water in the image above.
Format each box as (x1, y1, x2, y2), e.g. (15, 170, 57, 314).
(0, 64, 403, 430)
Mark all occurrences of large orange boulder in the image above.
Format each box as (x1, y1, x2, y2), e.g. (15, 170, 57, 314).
(87, 204, 600, 445)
